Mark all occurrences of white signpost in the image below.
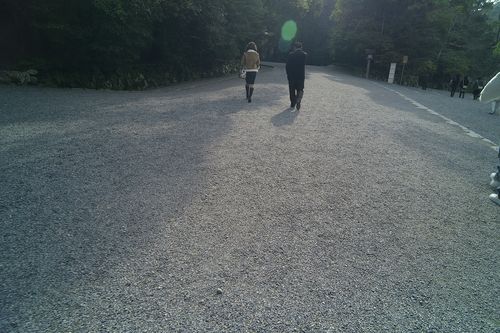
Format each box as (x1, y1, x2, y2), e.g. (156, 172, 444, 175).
(388, 63, 397, 84)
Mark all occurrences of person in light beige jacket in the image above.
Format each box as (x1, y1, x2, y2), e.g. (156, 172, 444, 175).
(241, 42, 260, 103)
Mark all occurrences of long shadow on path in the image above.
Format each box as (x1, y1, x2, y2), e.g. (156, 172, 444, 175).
(271, 107, 300, 127)
(0, 77, 286, 331)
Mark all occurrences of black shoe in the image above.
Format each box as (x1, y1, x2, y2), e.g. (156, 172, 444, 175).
(248, 98, 251, 103)
(296, 91, 303, 110)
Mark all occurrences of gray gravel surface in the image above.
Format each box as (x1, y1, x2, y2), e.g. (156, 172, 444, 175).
(1, 63, 499, 332)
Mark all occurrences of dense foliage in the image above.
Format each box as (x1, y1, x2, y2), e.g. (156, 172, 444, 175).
(1, 0, 271, 88)
(0, 0, 498, 89)
(332, 0, 500, 86)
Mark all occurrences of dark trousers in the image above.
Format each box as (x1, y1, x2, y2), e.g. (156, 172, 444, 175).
(289, 80, 304, 106)
(450, 86, 457, 97)
(459, 88, 465, 98)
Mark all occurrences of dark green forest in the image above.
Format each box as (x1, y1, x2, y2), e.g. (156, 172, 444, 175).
(1, 0, 499, 89)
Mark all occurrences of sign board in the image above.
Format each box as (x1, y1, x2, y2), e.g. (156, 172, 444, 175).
(388, 63, 397, 84)
(403, 56, 408, 64)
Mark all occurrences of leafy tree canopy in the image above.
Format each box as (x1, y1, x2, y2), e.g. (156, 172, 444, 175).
(1, 0, 497, 88)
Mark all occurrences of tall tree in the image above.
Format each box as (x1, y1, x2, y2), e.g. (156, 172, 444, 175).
(331, 0, 499, 84)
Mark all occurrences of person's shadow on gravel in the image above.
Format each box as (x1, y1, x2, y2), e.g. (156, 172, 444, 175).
(271, 108, 300, 127)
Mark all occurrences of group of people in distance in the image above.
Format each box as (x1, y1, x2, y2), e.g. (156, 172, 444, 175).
(240, 41, 306, 111)
(449, 75, 470, 99)
(449, 75, 488, 104)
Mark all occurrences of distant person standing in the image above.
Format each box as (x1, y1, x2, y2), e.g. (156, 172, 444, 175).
(472, 77, 484, 100)
(241, 42, 260, 103)
(286, 41, 307, 111)
(459, 76, 469, 98)
(449, 75, 459, 97)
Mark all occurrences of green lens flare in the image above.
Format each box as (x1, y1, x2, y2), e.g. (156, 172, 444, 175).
(281, 20, 297, 41)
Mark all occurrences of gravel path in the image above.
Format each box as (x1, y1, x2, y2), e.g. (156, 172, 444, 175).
(1, 64, 499, 332)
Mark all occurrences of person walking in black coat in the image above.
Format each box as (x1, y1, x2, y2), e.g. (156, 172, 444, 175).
(472, 77, 484, 100)
(449, 74, 460, 97)
(286, 41, 307, 111)
(459, 76, 469, 98)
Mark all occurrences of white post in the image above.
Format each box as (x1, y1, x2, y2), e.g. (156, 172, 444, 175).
(388, 63, 396, 84)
